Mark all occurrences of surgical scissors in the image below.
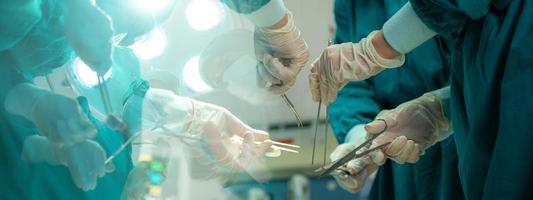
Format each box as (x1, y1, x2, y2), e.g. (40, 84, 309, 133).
(314, 119, 390, 176)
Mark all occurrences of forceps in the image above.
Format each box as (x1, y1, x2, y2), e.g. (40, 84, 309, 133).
(281, 94, 303, 127)
(97, 73, 127, 131)
(265, 63, 303, 127)
(314, 119, 390, 176)
(97, 74, 113, 115)
(311, 40, 333, 165)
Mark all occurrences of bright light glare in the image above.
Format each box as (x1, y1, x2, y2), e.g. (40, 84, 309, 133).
(185, 0, 222, 31)
(182, 56, 212, 92)
(133, 0, 172, 13)
(73, 57, 112, 87)
(131, 28, 167, 60)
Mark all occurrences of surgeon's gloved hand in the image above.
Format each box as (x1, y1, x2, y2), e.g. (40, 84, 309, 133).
(60, 139, 112, 191)
(330, 142, 378, 193)
(63, 0, 113, 74)
(186, 99, 273, 170)
(365, 92, 450, 164)
(21, 135, 112, 191)
(31, 93, 97, 145)
(254, 10, 310, 94)
(309, 31, 405, 105)
(5, 84, 96, 146)
(137, 88, 273, 170)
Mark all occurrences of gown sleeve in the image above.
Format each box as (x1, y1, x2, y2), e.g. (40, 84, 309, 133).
(409, 0, 492, 38)
(328, 81, 382, 142)
(221, 0, 286, 27)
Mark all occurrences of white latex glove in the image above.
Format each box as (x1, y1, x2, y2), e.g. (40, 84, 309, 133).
(329, 125, 376, 193)
(63, 0, 113, 74)
(5, 83, 97, 146)
(133, 88, 273, 170)
(365, 92, 450, 164)
(330, 142, 378, 193)
(21, 135, 112, 191)
(309, 31, 405, 105)
(254, 10, 310, 94)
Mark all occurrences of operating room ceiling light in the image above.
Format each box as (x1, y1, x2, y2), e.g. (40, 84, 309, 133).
(182, 56, 212, 92)
(73, 57, 112, 87)
(185, 0, 222, 31)
(131, 28, 167, 60)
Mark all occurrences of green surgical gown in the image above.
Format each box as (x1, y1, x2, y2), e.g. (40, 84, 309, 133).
(328, 0, 463, 199)
(410, 0, 533, 198)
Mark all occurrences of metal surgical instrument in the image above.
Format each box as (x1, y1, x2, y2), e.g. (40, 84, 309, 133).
(314, 119, 390, 176)
(312, 40, 333, 165)
(281, 94, 303, 127)
(97, 73, 127, 131)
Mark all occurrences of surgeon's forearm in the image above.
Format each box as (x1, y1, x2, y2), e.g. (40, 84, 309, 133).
(381, 2, 437, 54)
(429, 86, 453, 141)
(371, 30, 402, 59)
(431, 86, 451, 121)
(4, 83, 49, 120)
(242, 0, 287, 27)
(21, 135, 64, 165)
(269, 14, 288, 29)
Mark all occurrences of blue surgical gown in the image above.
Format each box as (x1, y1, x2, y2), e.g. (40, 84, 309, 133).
(328, 0, 463, 199)
(410, 0, 533, 198)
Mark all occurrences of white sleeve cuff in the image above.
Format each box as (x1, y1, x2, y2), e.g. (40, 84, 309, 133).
(345, 124, 368, 145)
(244, 0, 286, 27)
(382, 2, 436, 54)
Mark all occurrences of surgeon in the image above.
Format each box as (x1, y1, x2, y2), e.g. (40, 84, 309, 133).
(0, 0, 308, 198)
(310, 0, 532, 198)
(326, 0, 463, 199)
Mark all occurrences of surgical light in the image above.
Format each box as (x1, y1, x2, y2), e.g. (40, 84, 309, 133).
(185, 0, 222, 31)
(182, 56, 212, 92)
(131, 28, 167, 60)
(72, 57, 112, 87)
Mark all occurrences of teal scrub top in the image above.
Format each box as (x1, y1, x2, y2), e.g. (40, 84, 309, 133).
(410, 0, 533, 198)
(328, 0, 463, 199)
